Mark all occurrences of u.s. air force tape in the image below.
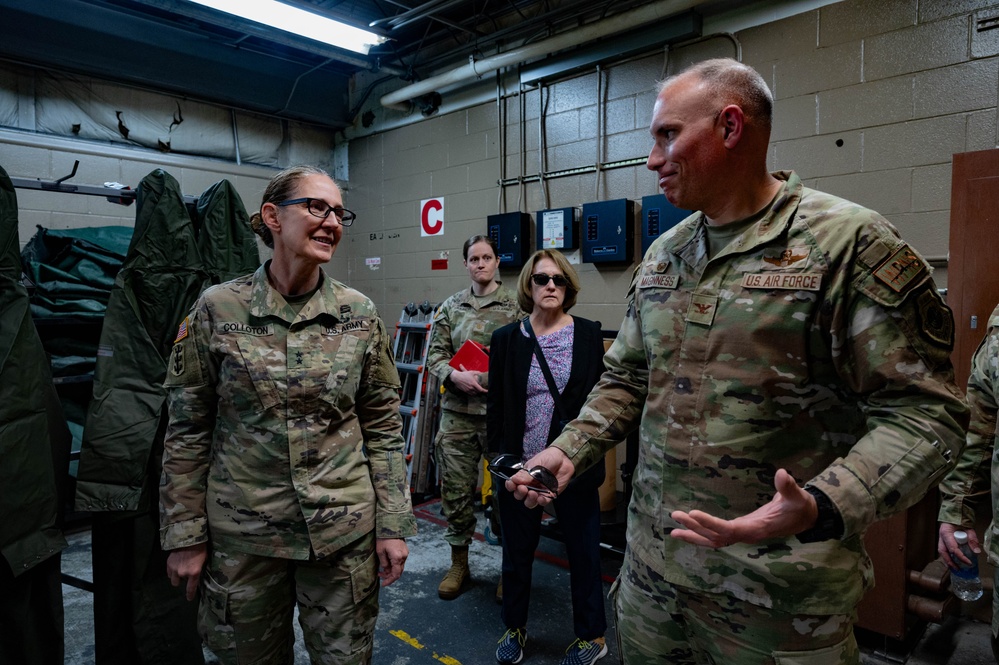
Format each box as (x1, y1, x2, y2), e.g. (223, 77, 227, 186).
(741, 272, 822, 291)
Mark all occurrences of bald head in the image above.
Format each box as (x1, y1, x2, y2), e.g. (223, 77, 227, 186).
(660, 58, 773, 140)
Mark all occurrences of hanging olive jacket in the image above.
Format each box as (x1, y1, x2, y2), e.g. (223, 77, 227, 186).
(76, 172, 259, 513)
(196, 178, 261, 285)
(0, 164, 71, 575)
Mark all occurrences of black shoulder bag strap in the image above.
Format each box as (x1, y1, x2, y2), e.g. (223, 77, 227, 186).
(522, 317, 569, 429)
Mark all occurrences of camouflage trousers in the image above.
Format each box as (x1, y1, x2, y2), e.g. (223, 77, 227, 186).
(435, 410, 497, 546)
(992, 567, 999, 660)
(198, 531, 379, 665)
(993, 566, 999, 639)
(614, 547, 859, 664)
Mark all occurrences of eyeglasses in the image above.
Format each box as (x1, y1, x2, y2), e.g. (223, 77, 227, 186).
(530, 273, 568, 288)
(487, 453, 559, 498)
(277, 198, 356, 226)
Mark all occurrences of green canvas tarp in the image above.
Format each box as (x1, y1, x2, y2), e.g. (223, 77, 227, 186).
(21, 225, 132, 320)
(20, 226, 133, 448)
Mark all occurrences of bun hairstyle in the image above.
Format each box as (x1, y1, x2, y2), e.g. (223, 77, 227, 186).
(250, 165, 333, 248)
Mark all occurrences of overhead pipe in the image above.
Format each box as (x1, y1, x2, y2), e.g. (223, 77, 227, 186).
(369, 0, 452, 27)
(374, 0, 469, 30)
(380, 0, 704, 110)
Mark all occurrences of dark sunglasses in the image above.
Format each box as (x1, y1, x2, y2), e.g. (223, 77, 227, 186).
(487, 453, 559, 498)
(530, 273, 568, 288)
(277, 198, 356, 226)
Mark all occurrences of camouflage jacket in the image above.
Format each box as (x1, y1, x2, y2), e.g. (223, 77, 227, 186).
(552, 171, 968, 614)
(427, 283, 521, 415)
(939, 302, 999, 566)
(160, 263, 416, 559)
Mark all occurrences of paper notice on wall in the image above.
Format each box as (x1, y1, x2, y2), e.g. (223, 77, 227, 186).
(365, 257, 381, 270)
(541, 209, 564, 248)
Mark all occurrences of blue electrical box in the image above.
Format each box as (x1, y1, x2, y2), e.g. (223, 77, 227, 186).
(581, 198, 634, 264)
(640, 194, 690, 256)
(536, 207, 579, 251)
(487, 212, 531, 269)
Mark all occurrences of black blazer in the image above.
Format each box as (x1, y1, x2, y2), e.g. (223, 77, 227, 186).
(486, 315, 606, 490)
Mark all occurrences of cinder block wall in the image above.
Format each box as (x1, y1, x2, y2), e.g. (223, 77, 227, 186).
(345, 0, 999, 325)
(0, 130, 277, 255)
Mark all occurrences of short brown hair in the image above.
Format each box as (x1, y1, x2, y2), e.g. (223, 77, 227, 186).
(516, 249, 581, 313)
(661, 58, 773, 136)
(249, 165, 333, 248)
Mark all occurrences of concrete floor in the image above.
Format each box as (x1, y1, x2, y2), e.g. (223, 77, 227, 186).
(59, 499, 995, 664)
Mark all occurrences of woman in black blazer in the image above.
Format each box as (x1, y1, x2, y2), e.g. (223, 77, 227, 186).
(487, 249, 608, 665)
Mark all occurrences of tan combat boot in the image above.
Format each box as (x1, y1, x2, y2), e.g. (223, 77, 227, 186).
(438, 545, 470, 600)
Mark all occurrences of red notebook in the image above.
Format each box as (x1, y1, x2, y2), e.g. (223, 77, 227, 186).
(448, 339, 490, 373)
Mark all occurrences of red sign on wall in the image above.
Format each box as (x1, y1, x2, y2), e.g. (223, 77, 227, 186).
(420, 198, 444, 237)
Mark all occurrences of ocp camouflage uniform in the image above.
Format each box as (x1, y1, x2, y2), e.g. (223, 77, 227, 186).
(160, 263, 416, 665)
(939, 302, 999, 637)
(551, 171, 968, 663)
(427, 284, 520, 545)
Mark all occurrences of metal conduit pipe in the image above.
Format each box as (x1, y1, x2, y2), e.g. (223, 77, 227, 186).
(519, 77, 527, 212)
(497, 70, 505, 214)
(380, 0, 704, 110)
(594, 64, 602, 201)
(539, 81, 549, 210)
(370, 0, 455, 27)
(383, 0, 468, 30)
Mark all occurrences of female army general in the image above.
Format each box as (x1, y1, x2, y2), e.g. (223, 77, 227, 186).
(159, 165, 416, 665)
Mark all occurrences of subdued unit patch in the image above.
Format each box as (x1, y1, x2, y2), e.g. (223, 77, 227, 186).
(873, 244, 925, 293)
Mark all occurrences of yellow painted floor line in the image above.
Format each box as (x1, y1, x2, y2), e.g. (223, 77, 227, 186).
(388, 629, 464, 664)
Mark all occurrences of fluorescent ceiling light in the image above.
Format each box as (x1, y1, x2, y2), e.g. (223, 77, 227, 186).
(186, 0, 386, 54)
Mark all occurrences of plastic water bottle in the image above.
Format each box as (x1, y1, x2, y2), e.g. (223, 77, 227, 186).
(950, 530, 984, 601)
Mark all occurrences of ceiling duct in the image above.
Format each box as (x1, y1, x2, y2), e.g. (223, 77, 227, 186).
(380, 0, 705, 110)
(519, 10, 701, 85)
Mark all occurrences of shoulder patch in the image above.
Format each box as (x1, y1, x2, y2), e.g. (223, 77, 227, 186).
(873, 244, 926, 294)
(173, 317, 189, 343)
(857, 238, 892, 269)
(169, 343, 185, 377)
(916, 288, 954, 348)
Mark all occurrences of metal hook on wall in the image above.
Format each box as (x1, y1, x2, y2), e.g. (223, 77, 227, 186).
(41, 160, 80, 192)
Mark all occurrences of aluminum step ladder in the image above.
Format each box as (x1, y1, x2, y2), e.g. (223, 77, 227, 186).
(392, 300, 439, 495)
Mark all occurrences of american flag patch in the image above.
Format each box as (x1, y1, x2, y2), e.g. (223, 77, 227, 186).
(174, 317, 189, 343)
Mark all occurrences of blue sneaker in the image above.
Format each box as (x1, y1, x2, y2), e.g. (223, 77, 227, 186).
(496, 628, 526, 664)
(559, 637, 608, 665)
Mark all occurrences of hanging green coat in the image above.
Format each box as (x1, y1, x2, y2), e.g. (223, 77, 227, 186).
(196, 179, 261, 285)
(0, 164, 70, 574)
(75, 171, 260, 513)
(76, 169, 204, 512)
